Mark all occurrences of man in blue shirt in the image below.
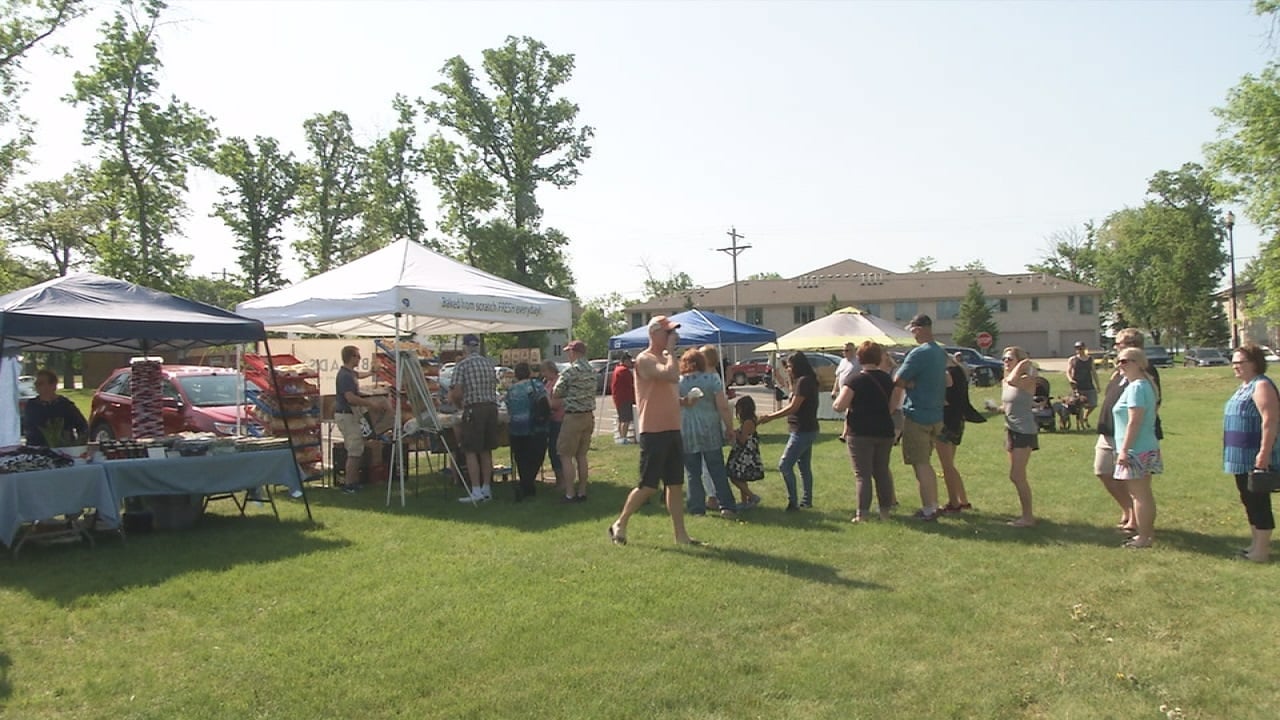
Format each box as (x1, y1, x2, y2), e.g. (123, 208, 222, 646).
(894, 314, 949, 521)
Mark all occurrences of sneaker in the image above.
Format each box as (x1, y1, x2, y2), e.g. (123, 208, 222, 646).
(740, 496, 761, 510)
(719, 509, 738, 520)
(458, 489, 488, 503)
(912, 509, 939, 522)
(559, 495, 578, 504)
(798, 500, 812, 509)
(785, 502, 799, 512)
(939, 504, 963, 514)
(340, 484, 358, 494)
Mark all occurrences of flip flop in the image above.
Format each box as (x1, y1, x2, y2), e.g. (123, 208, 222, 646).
(608, 524, 626, 546)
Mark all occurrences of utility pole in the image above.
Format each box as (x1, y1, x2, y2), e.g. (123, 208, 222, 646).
(716, 226, 751, 364)
(715, 226, 751, 323)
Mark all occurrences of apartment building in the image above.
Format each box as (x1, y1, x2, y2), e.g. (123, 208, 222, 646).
(625, 259, 1104, 357)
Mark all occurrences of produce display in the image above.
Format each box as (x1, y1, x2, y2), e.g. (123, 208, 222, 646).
(0, 446, 75, 474)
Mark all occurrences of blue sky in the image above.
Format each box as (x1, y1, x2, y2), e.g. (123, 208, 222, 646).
(19, 0, 1276, 302)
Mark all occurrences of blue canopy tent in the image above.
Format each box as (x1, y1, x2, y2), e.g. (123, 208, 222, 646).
(608, 309, 776, 350)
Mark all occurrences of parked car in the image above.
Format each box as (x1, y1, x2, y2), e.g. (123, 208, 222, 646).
(436, 362, 457, 391)
(728, 357, 773, 386)
(1262, 346, 1280, 363)
(590, 358, 612, 394)
(1144, 346, 1173, 368)
(89, 365, 260, 441)
(795, 351, 843, 392)
(1184, 348, 1229, 368)
(943, 346, 1002, 386)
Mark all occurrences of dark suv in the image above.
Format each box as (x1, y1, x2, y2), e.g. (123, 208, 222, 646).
(943, 346, 1002, 386)
(89, 365, 260, 440)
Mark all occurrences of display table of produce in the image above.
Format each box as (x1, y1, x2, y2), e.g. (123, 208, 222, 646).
(0, 464, 118, 548)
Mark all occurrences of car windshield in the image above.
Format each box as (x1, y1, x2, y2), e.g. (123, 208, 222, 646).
(174, 374, 250, 407)
(1198, 349, 1224, 359)
(1147, 346, 1169, 356)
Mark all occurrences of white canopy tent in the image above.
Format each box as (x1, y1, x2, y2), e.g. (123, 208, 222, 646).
(235, 238, 572, 335)
(236, 239, 573, 506)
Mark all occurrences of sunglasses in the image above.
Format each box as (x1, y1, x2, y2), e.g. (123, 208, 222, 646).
(1116, 358, 1132, 366)
(1001, 356, 1015, 362)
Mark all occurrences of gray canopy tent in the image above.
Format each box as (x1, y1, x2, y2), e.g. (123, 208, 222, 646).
(0, 272, 313, 521)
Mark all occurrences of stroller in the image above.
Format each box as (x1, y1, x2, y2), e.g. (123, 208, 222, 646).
(1032, 376, 1056, 432)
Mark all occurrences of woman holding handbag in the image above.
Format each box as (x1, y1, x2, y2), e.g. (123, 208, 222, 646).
(1223, 343, 1280, 563)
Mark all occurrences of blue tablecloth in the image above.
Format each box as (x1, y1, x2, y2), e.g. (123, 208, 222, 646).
(0, 465, 119, 548)
(102, 450, 303, 500)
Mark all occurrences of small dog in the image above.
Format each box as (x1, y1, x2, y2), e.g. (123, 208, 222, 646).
(1063, 393, 1090, 430)
(1053, 398, 1071, 430)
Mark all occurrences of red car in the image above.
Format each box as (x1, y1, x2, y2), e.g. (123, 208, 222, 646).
(728, 357, 774, 387)
(89, 365, 260, 441)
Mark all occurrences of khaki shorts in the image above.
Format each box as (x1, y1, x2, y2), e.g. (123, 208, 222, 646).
(460, 403, 500, 453)
(1094, 434, 1117, 477)
(558, 411, 594, 457)
(901, 418, 942, 466)
(334, 412, 366, 458)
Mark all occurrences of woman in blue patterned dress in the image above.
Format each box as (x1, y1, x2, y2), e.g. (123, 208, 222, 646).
(1223, 343, 1279, 563)
(678, 349, 738, 518)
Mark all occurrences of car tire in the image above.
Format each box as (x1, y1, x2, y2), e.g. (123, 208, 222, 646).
(733, 372, 747, 386)
(91, 423, 115, 443)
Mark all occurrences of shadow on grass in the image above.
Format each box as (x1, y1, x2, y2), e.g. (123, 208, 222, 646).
(2, 515, 347, 606)
(302, 475, 848, 534)
(906, 510, 1248, 557)
(657, 545, 891, 591)
(0, 651, 9, 700)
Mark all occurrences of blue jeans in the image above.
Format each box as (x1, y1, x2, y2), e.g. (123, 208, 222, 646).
(684, 449, 737, 513)
(779, 430, 818, 505)
(545, 421, 563, 476)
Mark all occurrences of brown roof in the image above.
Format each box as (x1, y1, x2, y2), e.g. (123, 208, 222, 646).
(792, 258, 893, 278)
(628, 268, 1101, 312)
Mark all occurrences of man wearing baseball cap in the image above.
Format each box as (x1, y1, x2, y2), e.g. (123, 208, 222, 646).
(609, 315, 701, 545)
(553, 339, 597, 503)
(894, 314, 949, 521)
(450, 334, 499, 502)
(1067, 340, 1099, 426)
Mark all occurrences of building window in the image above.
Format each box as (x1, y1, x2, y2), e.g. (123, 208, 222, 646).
(1031, 297, 1039, 312)
(1067, 295, 1076, 311)
(894, 301, 917, 322)
(1080, 296, 1094, 315)
(745, 307, 764, 326)
(987, 298, 1008, 313)
(863, 303, 880, 318)
(630, 312, 644, 329)
(793, 305, 816, 324)
(935, 299, 961, 320)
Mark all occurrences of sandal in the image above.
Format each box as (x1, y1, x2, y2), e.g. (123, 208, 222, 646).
(608, 524, 627, 546)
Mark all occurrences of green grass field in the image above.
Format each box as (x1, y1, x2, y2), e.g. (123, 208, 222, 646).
(3, 367, 1276, 719)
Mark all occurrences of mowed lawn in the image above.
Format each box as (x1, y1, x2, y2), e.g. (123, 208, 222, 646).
(3, 367, 1277, 719)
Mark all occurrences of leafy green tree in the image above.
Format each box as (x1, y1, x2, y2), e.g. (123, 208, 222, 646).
(422, 133, 498, 263)
(67, 0, 215, 291)
(1027, 224, 1100, 285)
(422, 35, 591, 293)
(572, 295, 628, 360)
(0, 163, 102, 278)
(640, 260, 694, 304)
(0, 0, 85, 188)
(909, 256, 937, 272)
(747, 271, 782, 280)
(1207, 62, 1280, 319)
(294, 111, 368, 275)
(363, 95, 431, 248)
(953, 279, 998, 349)
(209, 135, 298, 295)
(1094, 164, 1227, 346)
(824, 293, 841, 315)
(184, 274, 251, 311)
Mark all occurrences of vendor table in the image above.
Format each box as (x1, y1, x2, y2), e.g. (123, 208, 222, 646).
(103, 449, 303, 500)
(0, 465, 118, 548)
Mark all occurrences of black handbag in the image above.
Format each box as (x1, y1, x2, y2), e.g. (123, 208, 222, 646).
(1248, 468, 1280, 494)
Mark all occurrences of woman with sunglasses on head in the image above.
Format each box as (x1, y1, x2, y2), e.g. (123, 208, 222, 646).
(1000, 346, 1039, 527)
(759, 351, 820, 511)
(1112, 347, 1161, 548)
(1223, 343, 1279, 563)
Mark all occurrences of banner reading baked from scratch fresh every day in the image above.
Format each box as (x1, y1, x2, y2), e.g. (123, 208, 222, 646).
(438, 295, 544, 318)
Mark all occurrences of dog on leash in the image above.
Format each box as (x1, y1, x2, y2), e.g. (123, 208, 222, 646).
(1063, 392, 1090, 430)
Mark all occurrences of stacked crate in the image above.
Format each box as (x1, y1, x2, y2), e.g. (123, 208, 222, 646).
(244, 354, 324, 482)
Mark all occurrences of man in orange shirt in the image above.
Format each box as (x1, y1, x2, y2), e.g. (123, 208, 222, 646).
(608, 316, 701, 546)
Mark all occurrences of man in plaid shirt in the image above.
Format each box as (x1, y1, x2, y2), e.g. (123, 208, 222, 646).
(449, 334, 499, 502)
(554, 339, 598, 502)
